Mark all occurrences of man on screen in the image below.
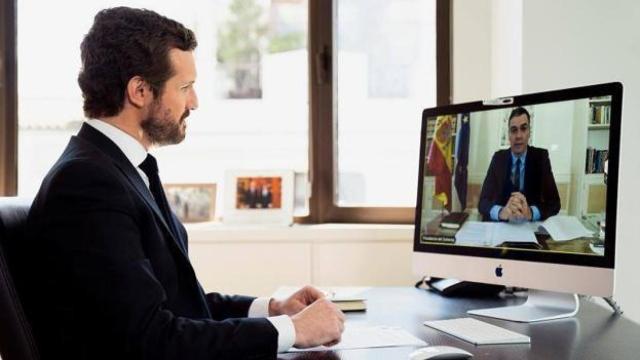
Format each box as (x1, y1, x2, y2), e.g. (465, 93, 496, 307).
(478, 107, 561, 222)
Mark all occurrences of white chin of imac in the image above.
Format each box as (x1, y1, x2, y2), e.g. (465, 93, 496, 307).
(413, 252, 615, 322)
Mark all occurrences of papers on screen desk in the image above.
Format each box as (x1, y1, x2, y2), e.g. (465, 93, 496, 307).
(288, 324, 426, 352)
(455, 221, 537, 247)
(272, 286, 368, 312)
(538, 215, 594, 241)
(454, 216, 594, 245)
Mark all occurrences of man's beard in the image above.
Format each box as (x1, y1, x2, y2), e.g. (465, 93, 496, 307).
(141, 101, 190, 146)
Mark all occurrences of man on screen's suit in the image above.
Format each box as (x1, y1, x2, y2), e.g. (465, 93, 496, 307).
(478, 145, 561, 221)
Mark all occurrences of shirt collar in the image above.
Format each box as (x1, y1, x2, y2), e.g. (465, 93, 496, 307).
(85, 119, 148, 168)
(510, 149, 527, 166)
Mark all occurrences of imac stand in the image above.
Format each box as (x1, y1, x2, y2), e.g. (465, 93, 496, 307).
(603, 296, 623, 315)
(468, 290, 579, 323)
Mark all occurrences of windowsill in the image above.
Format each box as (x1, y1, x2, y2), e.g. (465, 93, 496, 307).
(186, 222, 414, 243)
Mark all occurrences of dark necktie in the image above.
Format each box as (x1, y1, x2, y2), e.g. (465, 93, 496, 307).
(513, 158, 522, 192)
(139, 154, 179, 240)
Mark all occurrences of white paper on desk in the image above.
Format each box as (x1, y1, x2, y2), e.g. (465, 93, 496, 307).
(272, 286, 369, 301)
(287, 324, 426, 352)
(526, 221, 544, 233)
(455, 221, 494, 246)
(493, 222, 537, 244)
(455, 221, 536, 247)
(540, 215, 594, 241)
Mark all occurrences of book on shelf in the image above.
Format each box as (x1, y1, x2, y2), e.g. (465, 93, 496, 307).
(585, 148, 608, 174)
(590, 103, 611, 125)
(439, 212, 469, 229)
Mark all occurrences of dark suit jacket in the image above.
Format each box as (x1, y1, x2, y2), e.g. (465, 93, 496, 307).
(17, 124, 278, 359)
(478, 146, 561, 221)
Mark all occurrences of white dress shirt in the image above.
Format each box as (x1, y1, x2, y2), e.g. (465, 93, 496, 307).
(85, 119, 295, 352)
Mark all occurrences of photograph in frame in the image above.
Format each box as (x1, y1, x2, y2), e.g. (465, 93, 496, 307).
(236, 176, 282, 209)
(164, 183, 216, 223)
(224, 170, 294, 225)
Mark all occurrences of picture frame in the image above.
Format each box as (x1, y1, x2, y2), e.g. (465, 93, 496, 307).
(224, 170, 294, 225)
(164, 183, 216, 223)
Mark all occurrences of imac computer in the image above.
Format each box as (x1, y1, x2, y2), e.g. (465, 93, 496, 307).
(413, 82, 622, 322)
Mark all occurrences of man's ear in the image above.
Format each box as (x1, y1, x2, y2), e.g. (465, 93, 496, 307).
(126, 76, 152, 108)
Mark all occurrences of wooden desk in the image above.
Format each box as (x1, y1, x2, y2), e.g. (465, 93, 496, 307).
(279, 287, 640, 359)
(543, 237, 597, 254)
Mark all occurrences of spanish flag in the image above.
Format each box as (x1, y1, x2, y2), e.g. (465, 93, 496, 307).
(427, 115, 454, 210)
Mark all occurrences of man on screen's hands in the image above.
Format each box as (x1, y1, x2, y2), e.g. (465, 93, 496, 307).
(499, 192, 534, 222)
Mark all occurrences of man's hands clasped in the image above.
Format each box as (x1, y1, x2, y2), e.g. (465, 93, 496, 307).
(499, 192, 532, 222)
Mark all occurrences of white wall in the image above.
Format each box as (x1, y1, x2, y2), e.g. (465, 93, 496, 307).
(522, 0, 640, 324)
(452, 0, 492, 101)
(453, 0, 640, 323)
(490, 0, 522, 96)
(452, 0, 522, 102)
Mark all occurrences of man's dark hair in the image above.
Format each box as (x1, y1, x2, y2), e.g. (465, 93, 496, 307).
(508, 107, 531, 127)
(78, 7, 197, 118)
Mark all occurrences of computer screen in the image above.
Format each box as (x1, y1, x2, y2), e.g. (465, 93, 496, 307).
(413, 83, 622, 321)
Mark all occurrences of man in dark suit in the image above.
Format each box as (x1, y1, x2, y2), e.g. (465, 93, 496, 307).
(18, 7, 344, 360)
(261, 184, 273, 209)
(478, 107, 561, 222)
(243, 180, 261, 208)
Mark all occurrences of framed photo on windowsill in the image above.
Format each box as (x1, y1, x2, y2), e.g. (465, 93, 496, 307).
(164, 183, 216, 223)
(224, 170, 294, 225)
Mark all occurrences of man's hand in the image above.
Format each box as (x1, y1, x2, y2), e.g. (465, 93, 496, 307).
(510, 192, 532, 220)
(291, 298, 345, 348)
(499, 195, 520, 221)
(499, 193, 531, 221)
(269, 285, 325, 317)
(498, 204, 513, 221)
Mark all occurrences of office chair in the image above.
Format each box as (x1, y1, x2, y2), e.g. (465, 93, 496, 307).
(0, 197, 40, 360)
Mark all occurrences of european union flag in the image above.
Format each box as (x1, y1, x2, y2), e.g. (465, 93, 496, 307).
(454, 113, 470, 209)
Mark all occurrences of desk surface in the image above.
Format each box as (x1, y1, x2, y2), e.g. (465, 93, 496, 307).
(279, 287, 640, 360)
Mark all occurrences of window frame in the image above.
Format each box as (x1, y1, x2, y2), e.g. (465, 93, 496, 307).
(1, 0, 451, 220)
(0, 0, 18, 196)
(303, 0, 451, 224)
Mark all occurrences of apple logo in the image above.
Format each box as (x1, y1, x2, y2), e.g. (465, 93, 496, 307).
(495, 265, 503, 277)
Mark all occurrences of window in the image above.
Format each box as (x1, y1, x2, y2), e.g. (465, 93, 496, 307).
(309, 0, 450, 223)
(335, 0, 437, 207)
(16, 0, 310, 218)
(4, 0, 449, 223)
